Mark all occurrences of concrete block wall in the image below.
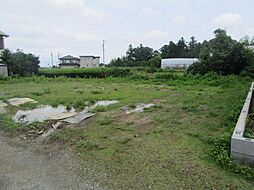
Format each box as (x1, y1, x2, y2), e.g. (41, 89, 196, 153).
(231, 82, 254, 166)
(0, 65, 8, 77)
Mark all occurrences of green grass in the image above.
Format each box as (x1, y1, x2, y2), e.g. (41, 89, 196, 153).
(0, 74, 254, 189)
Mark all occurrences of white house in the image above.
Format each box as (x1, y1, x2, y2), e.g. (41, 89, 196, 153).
(0, 30, 9, 77)
(79, 56, 100, 68)
(161, 58, 199, 69)
(59, 55, 100, 68)
(59, 55, 80, 68)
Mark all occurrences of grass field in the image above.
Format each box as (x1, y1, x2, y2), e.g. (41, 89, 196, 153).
(0, 73, 254, 189)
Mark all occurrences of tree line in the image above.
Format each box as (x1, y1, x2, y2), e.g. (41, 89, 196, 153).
(1, 28, 254, 77)
(109, 29, 254, 76)
(188, 29, 254, 76)
(109, 36, 202, 68)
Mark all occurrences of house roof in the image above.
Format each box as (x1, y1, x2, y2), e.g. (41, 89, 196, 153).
(59, 55, 80, 60)
(0, 31, 9, 37)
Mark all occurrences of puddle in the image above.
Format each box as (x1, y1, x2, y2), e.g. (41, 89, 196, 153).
(90, 100, 119, 109)
(126, 104, 155, 114)
(14, 105, 76, 124)
(13, 100, 119, 124)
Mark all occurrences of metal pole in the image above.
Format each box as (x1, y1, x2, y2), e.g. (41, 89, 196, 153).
(51, 52, 54, 67)
(102, 40, 105, 65)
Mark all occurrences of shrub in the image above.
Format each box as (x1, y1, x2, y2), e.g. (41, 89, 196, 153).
(188, 29, 254, 76)
(155, 73, 178, 80)
(38, 67, 132, 78)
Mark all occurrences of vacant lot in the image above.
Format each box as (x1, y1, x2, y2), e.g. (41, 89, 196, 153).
(0, 74, 254, 189)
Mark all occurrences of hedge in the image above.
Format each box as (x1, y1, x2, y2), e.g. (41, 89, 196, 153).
(38, 67, 132, 78)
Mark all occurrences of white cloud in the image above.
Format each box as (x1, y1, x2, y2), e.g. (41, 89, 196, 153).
(171, 16, 186, 24)
(142, 6, 158, 16)
(75, 33, 98, 41)
(101, 0, 133, 6)
(45, 0, 104, 18)
(145, 30, 169, 39)
(212, 13, 242, 27)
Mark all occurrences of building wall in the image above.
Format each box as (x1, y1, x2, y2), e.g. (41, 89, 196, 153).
(0, 65, 8, 77)
(0, 37, 4, 49)
(79, 57, 100, 68)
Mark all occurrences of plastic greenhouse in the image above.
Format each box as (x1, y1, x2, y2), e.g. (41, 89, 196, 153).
(161, 58, 199, 69)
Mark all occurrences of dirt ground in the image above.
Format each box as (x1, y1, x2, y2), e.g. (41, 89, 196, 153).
(0, 131, 105, 190)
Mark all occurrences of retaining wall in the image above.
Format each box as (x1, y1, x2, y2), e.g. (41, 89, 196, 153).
(231, 82, 254, 166)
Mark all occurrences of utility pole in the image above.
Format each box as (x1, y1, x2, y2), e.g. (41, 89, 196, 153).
(57, 52, 61, 66)
(51, 52, 54, 67)
(102, 40, 105, 65)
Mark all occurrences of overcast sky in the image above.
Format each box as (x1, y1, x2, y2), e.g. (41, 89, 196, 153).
(1, 0, 254, 66)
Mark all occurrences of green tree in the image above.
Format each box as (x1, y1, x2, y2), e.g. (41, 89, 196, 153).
(132, 44, 154, 62)
(109, 44, 155, 67)
(188, 36, 202, 57)
(126, 44, 135, 62)
(188, 29, 253, 75)
(108, 56, 129, 67)
(160, 37, 201, 59)
(160, 41, 178, 58)
(251, 37, 254, 45)
(148, 55, 161, 68)
(2, 49, 40, 76)
(240, 35, 250, 46)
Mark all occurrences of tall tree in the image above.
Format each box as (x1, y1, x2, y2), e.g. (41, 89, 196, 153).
(188, 29, 253, 75)
(188, 36, 202, 58)
(240, 35, 250, 46)
(126, 44, 135, 61)
(2, 49, 40, 76)
(160, 37, 201, 59)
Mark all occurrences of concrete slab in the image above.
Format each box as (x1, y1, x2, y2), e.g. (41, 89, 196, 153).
(8, 98, 37, 106)
(41, 128, 55, 138)
(64, 111, 95, 124)
(0, 107, 7, 114)
(0, 101, 7, 107)
(52, 122, 62, 130)
(49, 112, 77, 120)
(14, 105, 76, 124)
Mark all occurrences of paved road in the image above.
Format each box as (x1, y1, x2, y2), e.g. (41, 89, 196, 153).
(0, 132, 102, 190)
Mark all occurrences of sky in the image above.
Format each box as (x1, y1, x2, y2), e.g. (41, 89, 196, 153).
(1, 0, 254, 66)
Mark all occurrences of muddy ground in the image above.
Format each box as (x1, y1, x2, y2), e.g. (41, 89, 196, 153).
(0, 131, 106, 190)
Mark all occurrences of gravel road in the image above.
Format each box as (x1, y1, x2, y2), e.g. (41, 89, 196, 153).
(0, 132, 103, 190)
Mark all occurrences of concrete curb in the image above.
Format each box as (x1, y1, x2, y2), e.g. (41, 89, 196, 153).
(231, 82, 254, 166)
